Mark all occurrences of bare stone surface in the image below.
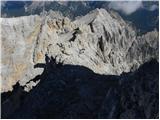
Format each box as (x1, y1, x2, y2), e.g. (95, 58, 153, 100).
(1, 8, 158, 92)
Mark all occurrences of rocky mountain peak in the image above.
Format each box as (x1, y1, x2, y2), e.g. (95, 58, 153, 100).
(1, 8, 158, 92)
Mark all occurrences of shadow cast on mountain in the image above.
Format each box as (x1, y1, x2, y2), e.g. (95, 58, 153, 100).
(1, 57, 159, 119)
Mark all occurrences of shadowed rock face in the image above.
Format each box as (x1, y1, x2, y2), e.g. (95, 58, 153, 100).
(1, 7, 159, 119)
(1, 59, 159, 119)
(1, 8, 158, 92)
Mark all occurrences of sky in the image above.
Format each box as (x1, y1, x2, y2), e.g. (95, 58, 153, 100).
(108, 1, 143, 15)
(108, 1, 158, 15)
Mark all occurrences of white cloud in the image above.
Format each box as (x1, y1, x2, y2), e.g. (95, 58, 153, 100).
(149, 4, 158, 11)
(108, 1, 143, 15)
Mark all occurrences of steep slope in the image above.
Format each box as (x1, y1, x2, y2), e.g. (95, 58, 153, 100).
(1, 8, 158, 92)
(1, 59, 159, 118)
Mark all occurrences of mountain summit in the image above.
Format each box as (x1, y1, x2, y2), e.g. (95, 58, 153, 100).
(1, 6, 159, 119)
(1, 8, 158, 92)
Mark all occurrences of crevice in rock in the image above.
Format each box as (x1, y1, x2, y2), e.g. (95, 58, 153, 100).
(98, 36, 104, 53)
(88, 21, 94, 33)
(98, 36, 106, 63)
(69, 32, 77, 42)
(103, 25, 111, 42)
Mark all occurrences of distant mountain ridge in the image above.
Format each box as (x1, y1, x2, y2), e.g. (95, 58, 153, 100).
(1, 1, 159, 34)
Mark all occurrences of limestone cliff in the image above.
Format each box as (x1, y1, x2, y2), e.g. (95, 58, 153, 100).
(1, 9, 158, 92)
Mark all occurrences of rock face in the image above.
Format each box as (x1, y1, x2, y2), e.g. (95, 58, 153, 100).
(1, 8, 159, 119)
(1, 58, 159, 118)
(1, 8, 159, 93)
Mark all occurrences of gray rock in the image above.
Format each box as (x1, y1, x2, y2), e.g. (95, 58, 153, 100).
(1, 8, 158, 93)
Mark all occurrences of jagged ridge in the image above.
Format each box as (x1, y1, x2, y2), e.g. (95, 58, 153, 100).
(1, 8, 158, 92)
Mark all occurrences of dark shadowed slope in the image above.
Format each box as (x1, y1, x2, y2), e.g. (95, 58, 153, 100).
(1, 59, 159, 119)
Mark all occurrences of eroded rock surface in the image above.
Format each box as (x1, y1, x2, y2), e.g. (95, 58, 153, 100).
(1, 9, 158, 93)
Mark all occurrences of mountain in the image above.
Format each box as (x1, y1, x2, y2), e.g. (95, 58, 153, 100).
(1, 8, 158, 92)
(1, 8, 159, 118)
(2, 58, 159, 119)
(1, 1, 159, 34)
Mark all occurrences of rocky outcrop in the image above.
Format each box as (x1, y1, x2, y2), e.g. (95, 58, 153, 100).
(1, 15, 42, 92)
(1, 8, 158, 93)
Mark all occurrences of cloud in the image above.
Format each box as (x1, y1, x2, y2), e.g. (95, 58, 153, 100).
(149, 4, 158, 11)
(108, 1, 143, 15)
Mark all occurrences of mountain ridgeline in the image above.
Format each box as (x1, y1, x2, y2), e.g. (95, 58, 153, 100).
(1, 1, 159, 34)
(1, 8, 158, 92)
(1, 8, 159, 118)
